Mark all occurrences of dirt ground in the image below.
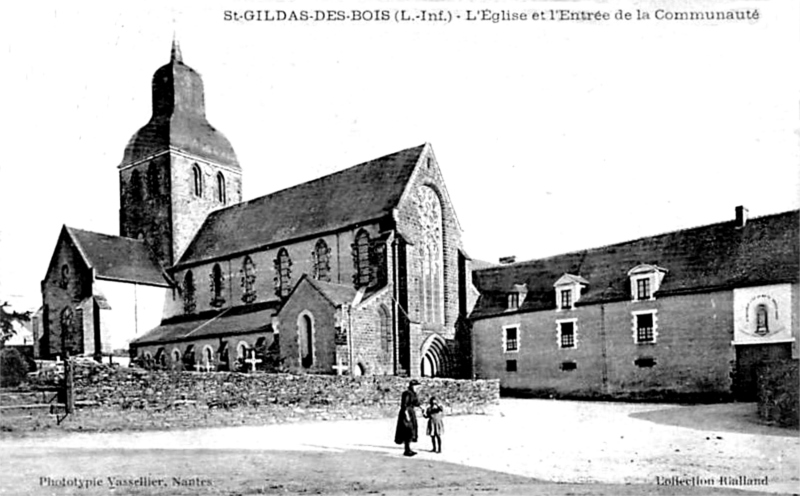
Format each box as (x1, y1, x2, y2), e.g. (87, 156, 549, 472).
(1, 399, 797, 496)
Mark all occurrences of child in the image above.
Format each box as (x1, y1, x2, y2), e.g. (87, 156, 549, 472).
(423, 396, 444, 453)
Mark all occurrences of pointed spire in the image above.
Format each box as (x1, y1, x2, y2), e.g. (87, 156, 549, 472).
(171, 34, 183, 63)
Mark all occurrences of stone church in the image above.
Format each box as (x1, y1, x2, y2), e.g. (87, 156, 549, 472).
(39, 41, 477, 378)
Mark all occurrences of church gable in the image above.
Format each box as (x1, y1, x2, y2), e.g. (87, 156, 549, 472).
(277, 275, 353, 373)
(41, 227, 99, 357)
(42, 226, 91, 297)
(393, 144, 465, 334)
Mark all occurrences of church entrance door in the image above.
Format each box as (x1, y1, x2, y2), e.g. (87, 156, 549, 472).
(732, 343, 791, 401)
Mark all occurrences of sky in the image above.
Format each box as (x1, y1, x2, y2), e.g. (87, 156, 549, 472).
(1, 0, 798, 311)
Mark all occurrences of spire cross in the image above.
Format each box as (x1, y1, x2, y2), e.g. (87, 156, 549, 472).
(171, 35, 183, 63)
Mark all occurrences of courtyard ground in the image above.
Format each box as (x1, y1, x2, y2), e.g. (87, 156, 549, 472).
(0, 399, 797, 495)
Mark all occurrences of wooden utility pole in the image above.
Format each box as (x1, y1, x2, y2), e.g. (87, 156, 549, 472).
(63, 352, 75, 414)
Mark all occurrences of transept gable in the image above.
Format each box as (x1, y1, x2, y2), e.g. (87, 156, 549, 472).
(43, 226, 91, 288)
(395, 142, 462, 236)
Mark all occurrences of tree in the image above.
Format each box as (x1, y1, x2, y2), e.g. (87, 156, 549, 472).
(0, 301, 31, 347)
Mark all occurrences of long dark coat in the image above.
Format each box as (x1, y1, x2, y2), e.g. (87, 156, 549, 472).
(393, 389, 420, 444)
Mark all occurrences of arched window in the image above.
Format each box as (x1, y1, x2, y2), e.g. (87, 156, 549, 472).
(59, 264, 70, 289)
(313, 239, 331, 282)
(60, 307, 74, 351)
(241, 256, 257, 304)
(210, 263, 225, 307)
(183, 270, 196, 314)
(182, 344, 196, 370)
(353, 230, 372, 287)
(155, 347, 166, 369)
(299, 313, 314, 368)
(416, 186, 444, 325)
(130, 169, 144, 202)
(756, 304, 769, 335)
(217, 172, 226, 204)
(203, 346, 214, 371)
(218, 341, 230, 371)
(274, 248, 292, 298)
(192, 164, 203, 197)
(143, 352, 153, 369)
(172, 349, 181, 364)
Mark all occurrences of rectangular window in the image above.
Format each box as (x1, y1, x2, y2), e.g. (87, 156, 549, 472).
(636, 313, 654, 343)
(561, 289, 572, 309)
(560, 322, 575, 348)
(560, 361, 577, 371)
(636, 278, 651, 300)
(506, 360, 517, 372)
(505, 327, 518, 352)
(507, 293, 519, 310)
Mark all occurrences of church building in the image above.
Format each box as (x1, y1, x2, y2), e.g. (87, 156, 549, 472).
(40, 41, 475, 378)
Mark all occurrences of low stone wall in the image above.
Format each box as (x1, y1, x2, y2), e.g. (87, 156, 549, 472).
(756, 360, 799, 428)
(22, 361, 499, 433)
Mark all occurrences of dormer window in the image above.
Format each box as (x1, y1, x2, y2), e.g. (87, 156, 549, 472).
(554, 274, 588, 311)
(507, 293, 519, 310)
(506, 283, 527, 311)
(560, 289, 573, 309)
(628, 264, 667, 301)
(636, 278, 651, 300)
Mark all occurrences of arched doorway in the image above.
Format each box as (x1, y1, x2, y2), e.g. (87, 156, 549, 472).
(420, 334, 450, 378)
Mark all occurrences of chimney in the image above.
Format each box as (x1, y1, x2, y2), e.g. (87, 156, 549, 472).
(499, 256, 516, 264)
(735, 205, 748, 229)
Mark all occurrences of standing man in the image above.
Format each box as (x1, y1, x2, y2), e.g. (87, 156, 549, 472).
(394, 379, 422, 456)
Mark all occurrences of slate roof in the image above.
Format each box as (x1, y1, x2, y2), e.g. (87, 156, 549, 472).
(66, 227, 168, 287)
(470, 210, 800, 320)
(121, 44, 239, 168)
(131, 303, 276, 346)
(177, 144, 426, 267)
(304, 277, 358, 306)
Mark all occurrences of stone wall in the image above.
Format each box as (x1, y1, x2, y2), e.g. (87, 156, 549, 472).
(28, 362, 498, 432)
(756, 359, 799, 428)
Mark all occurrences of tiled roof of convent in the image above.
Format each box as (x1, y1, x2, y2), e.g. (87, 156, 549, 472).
(66, 227, 168, 287)
(177, 144, 426, 267)
(470, 210, 799, 320)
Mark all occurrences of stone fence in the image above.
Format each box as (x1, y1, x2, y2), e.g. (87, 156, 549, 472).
(756, 359, 799, 428)
(24, 361, 499, 432)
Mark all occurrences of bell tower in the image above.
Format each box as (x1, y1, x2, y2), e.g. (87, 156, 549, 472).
(118, 39, 242, 267)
